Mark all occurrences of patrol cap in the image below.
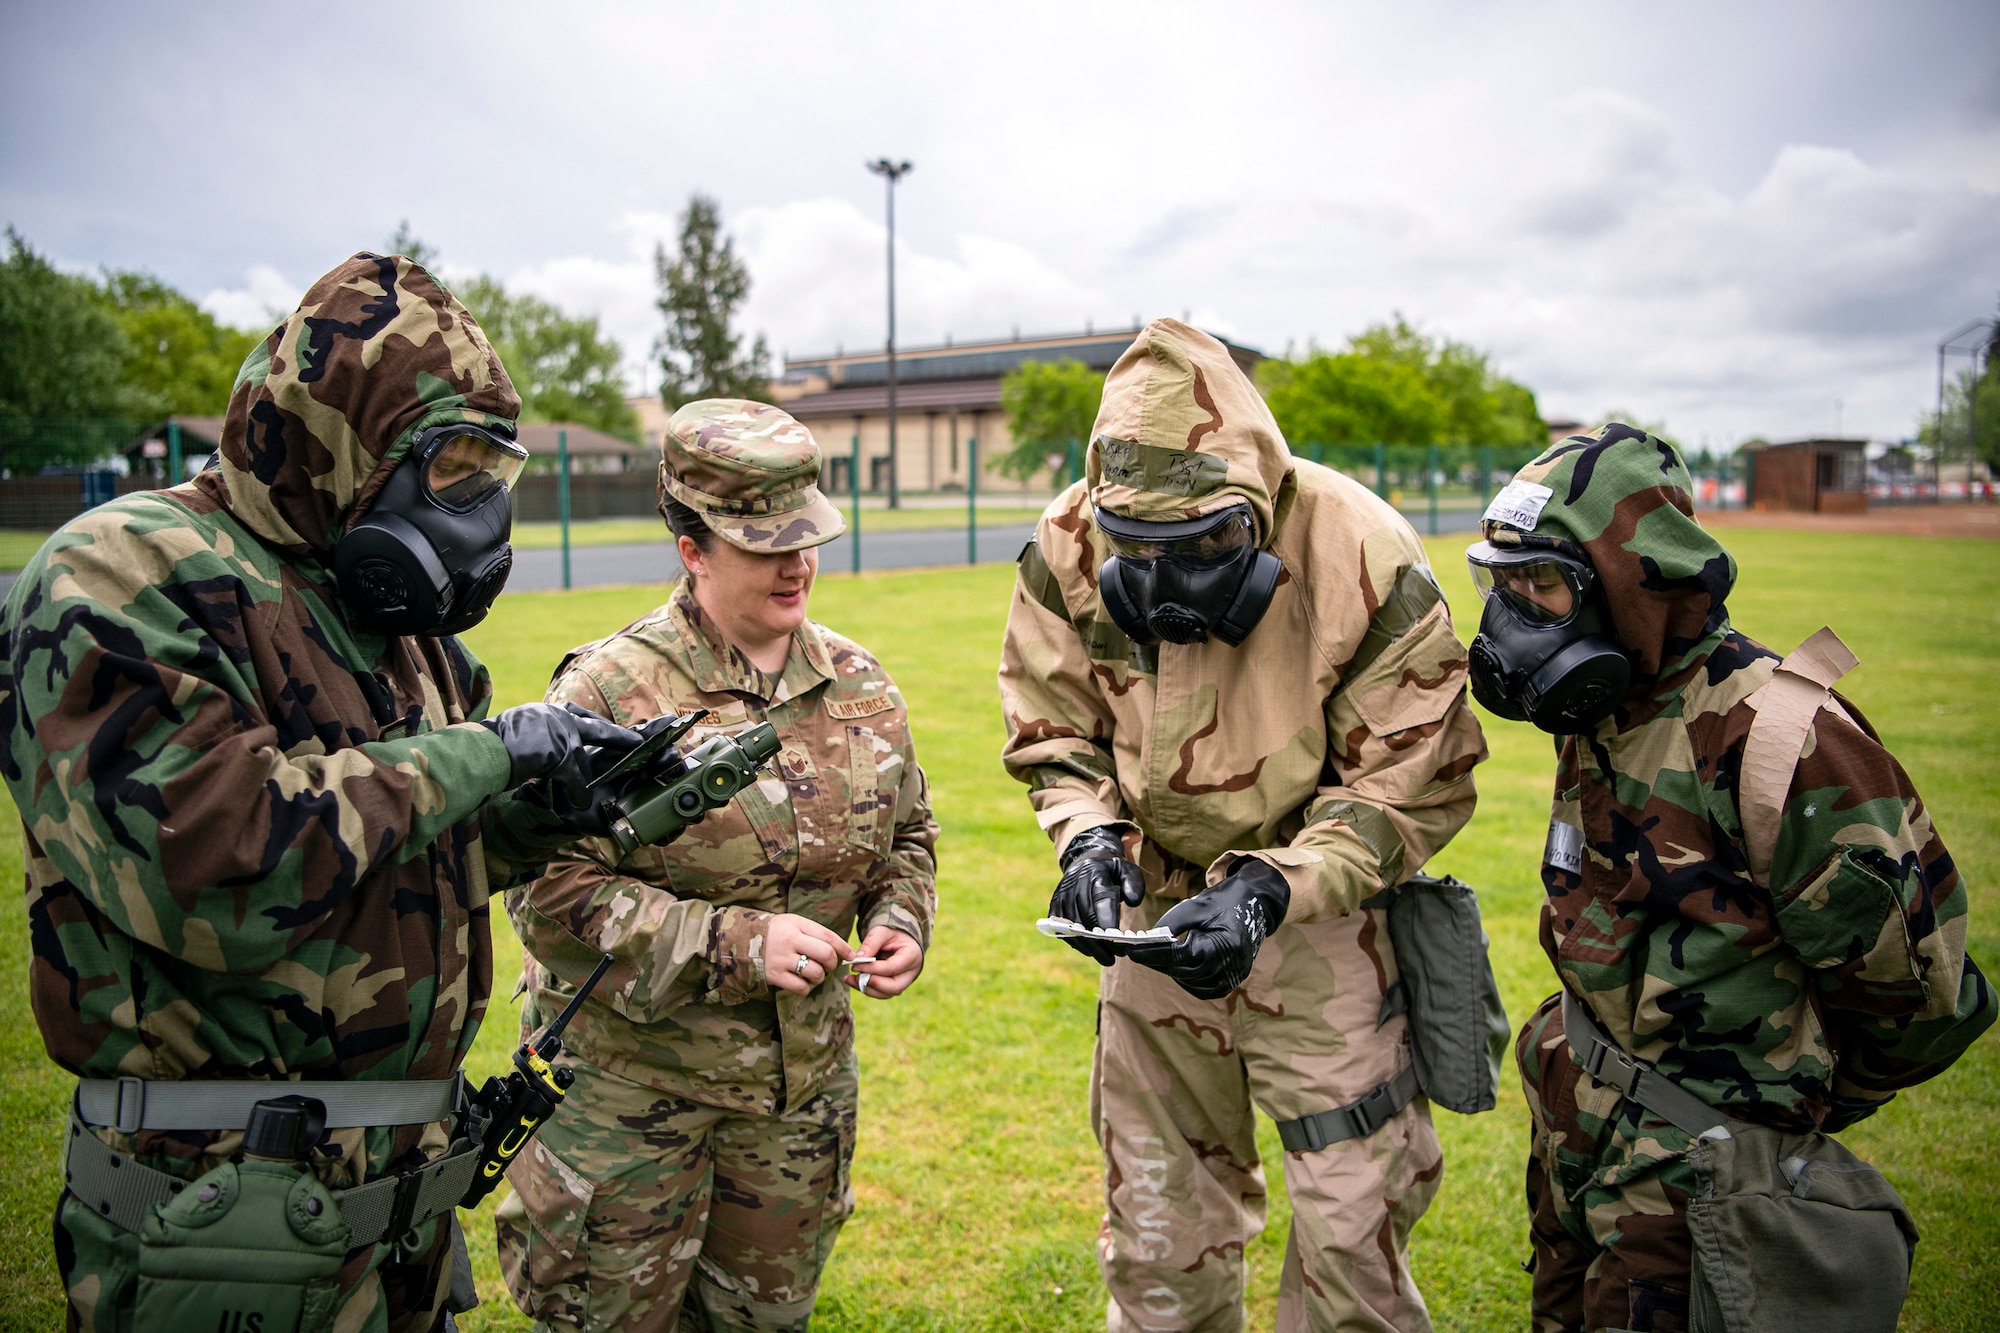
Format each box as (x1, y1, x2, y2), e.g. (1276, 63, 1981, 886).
(658, 399, 847, 553)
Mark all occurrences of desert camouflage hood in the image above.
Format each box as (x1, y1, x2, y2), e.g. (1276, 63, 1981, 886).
(1086, 319, 1293, 542)
(193, 252, 519, 554)
(1485, 423, 1735, 723)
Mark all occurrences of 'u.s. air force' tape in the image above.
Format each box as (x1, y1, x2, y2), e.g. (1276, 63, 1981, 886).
(1035, 918, 1175, 943)
(1483, 479, 1554, 532)
(1545, 819, 1585, 874)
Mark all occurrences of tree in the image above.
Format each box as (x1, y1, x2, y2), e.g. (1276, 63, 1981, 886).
(1257, 317, 1547, 449)
(1918, 341, 2000, 470)
(654, 195, 769, 407)
(457, 276, 640, 444)
(0, 228, 142, 421)
(386, 220, 440, 270)
(998, 359, 1105, 489)
(97, 270, 262, 416)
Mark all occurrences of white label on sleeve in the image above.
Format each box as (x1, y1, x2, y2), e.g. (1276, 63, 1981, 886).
(1544, 819, 1584, 874)
(1483, 479, 1555, 532)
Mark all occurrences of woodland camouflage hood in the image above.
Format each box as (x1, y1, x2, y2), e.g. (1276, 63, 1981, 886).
(1086, 318, 1294, 544)
(1483, 423, 1735, 721)
(194, 252, 520, 554)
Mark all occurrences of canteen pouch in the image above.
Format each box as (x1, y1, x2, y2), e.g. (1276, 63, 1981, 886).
(1366, 873, 1511, 1114)
(1687, 1123, 1917, 1333)
(133, 1158, 352, 1333)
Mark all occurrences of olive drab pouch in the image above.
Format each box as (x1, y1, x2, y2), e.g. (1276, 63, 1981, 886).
(133, 1158, 352, 1333)
(1686, 1123, 1917, 1333)
(1365, 873, 1511, 1114)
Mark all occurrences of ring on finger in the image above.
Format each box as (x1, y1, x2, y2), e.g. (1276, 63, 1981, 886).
(794, 955, 811, 976)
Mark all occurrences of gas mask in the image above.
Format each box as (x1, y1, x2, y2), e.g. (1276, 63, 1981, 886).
(335, 423, 527, 636)
(1096, 503, 1282, 647)
(1464, 540, 1631, 732)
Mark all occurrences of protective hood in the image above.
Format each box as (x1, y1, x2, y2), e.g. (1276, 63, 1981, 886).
(1087, 318, 1294, 544)
(1482, 423, 1735, 723)
(194, 252, 520, 554)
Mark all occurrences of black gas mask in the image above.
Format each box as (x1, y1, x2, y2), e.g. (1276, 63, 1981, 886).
(1096, 502, 1282, 647)
(335, 423, 527, 636)
(1464, 540, 1631, 732)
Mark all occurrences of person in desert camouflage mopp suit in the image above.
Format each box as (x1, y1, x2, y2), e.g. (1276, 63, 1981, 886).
(998, 319, 1488, 1332)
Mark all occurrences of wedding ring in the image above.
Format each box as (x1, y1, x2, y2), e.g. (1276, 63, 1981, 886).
(794, 955, 811, 976)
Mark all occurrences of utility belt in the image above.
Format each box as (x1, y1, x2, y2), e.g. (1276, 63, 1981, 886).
(1560, 990, 1918, 1333)
(63, 1076, 480, 1333)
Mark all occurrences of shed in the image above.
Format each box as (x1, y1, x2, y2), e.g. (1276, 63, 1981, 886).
(1745, 438, 1867, 514)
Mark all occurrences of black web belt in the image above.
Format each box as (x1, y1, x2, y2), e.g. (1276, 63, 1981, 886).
(1560, 989, 1731, 1140)
(1274, 1063, 1422, 1153)
(64, 1077, 479, 1246)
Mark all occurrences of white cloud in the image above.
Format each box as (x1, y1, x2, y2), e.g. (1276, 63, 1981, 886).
(198, 265, 302, 332)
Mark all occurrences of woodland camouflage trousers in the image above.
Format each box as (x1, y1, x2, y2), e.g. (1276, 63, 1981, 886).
(1094, 900, 1443, 1333)
(496, 1052, 857, 1333)
(1518, 992, 1699, 1333)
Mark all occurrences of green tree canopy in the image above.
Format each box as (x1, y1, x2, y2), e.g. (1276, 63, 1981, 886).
(655, 195, 769, 407)
(0, 228, 143, 421)
(457, 276, 640, 444)
(1258, 317, 1547, 449)
(97, 270, 262, 416)
(997, 358, 1105, 489)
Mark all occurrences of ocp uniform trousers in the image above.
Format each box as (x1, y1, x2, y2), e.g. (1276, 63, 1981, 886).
(1094, 901, 1443, 1333)
(496, 1051, 857, 1333)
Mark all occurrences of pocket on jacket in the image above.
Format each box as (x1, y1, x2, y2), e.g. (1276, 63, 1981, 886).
(1778, 846, 1925, 1010)
(1349, 603, 1465, 739)
(497, 1138, 596, 1312)
(844, 723, 902, 854)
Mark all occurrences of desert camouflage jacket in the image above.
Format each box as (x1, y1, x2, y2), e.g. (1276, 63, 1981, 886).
(0, 254, 575, 1189)
(1493, 427, 1994, 1131)
(999, 319, 1485, 918)
(511, 581, 937, 1115)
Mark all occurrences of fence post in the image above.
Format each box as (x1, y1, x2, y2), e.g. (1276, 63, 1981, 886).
(967, 437, 979, 565)
(850, 432, 862, 576)
(1373, 442, 1386, 497)
(167, 420, 182, 486)
(1479, 445, 1492, 512)
(1067, 438, 1079, 488)
(558, 428, 571, 591)
(1426, 444, 1439, 535)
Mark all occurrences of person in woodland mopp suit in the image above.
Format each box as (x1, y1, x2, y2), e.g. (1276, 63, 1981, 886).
(2, 253, 643, 1331)
(998, 319, 1487, 1332)
(1464, 424, 1993, 1332)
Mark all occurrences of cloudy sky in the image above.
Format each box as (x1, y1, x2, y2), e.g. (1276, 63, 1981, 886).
(5, 0, 1997, 445)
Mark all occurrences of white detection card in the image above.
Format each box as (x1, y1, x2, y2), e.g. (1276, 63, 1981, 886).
(1036, 917, 1174, 943)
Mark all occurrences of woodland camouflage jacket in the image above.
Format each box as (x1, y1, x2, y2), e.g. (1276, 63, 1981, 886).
(1496, 426, 1994, 1131)
(511, 581, 937, 1115)
(1, 253, 575, 1185)
(998, 319, 1486, 917)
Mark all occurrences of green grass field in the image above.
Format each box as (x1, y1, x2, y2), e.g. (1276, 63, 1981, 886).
(1, 527, 1995, 1331)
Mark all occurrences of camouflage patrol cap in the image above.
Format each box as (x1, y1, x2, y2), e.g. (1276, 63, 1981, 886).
(658, 399, 847, 553)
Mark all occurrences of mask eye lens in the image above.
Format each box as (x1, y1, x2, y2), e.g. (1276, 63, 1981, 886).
(424, 430, 527, 511)
(1103, 508, 1254, 570)
(1467, 551, 1586, 624)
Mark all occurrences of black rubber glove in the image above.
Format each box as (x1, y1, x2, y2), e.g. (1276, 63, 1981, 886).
(1126, 859, 1291, 1000)
(1049, 825, 1146, 966)
(482, 702, 643, 809)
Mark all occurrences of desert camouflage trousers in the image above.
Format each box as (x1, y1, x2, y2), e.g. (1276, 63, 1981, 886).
(1518, 993, 1699, 1333)
(1094, 899, 1443, 1333)
(496, 1050, 857, 1332)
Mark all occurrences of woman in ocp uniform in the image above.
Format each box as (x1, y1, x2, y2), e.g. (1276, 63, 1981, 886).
(497, 400, 938, 1332)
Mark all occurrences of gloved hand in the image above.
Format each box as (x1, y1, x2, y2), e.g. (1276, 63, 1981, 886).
(1126, 858, 1290, 1000)
(1049, 824, 1146, 966)
(482, 702, 643, 813)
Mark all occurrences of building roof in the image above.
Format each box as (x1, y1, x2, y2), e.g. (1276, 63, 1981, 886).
(1756, 437, 1868, 454)
(785, 325, 1266, 393)
(161, 416, 636, 458)
(783, 379, 1005, 421)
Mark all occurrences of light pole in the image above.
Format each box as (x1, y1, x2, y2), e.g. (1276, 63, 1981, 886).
(867, 158, 912, 508)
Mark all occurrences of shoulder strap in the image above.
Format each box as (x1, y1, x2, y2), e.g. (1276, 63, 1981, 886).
(1740, 627, 1858, 887)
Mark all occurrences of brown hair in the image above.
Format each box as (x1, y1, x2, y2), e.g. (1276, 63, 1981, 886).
(658, 492, 717, 555)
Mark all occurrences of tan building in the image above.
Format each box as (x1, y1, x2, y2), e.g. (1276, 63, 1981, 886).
(769, 326, 1267, 498)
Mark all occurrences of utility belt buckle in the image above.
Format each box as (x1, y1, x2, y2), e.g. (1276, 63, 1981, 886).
(113, 1076, 146, 1135)
(1580, 1034, 1643, 1099)
(384, 1166, 429, 1244)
